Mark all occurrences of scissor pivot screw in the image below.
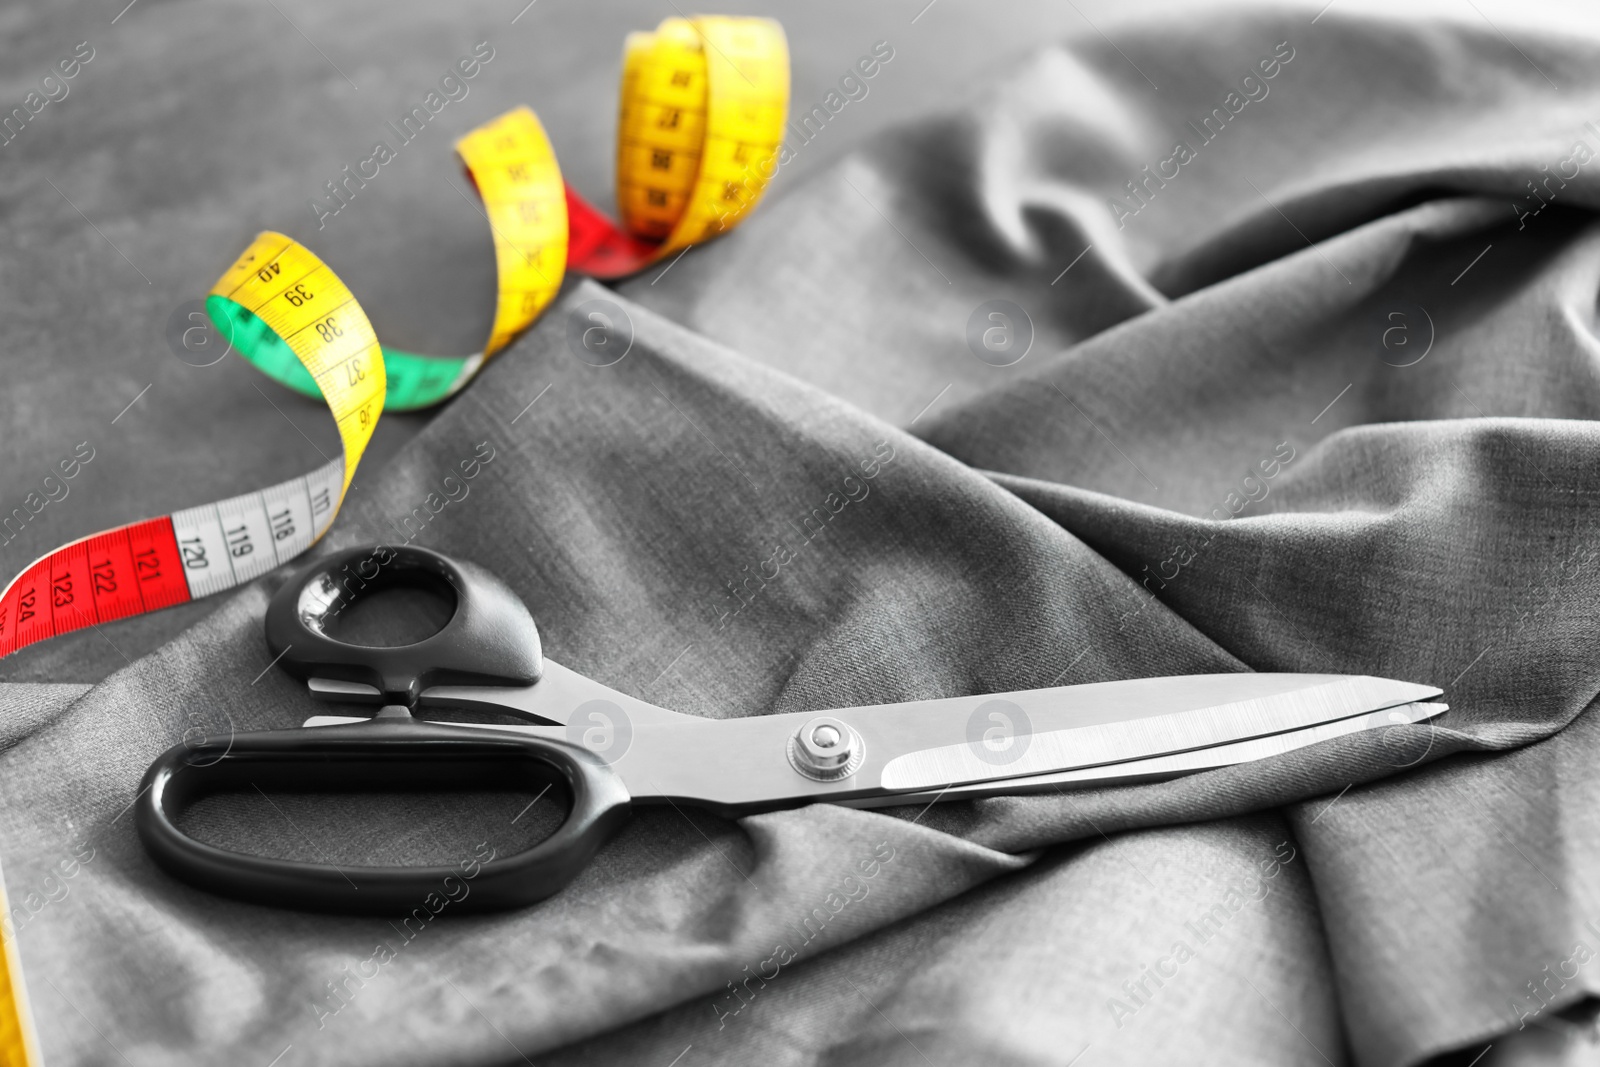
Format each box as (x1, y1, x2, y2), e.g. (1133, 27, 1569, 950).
(788, 716, 864, 782)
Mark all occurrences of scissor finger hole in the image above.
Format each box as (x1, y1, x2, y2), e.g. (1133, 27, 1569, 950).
(174, 769, 573, 868)
(307, 566, 459, 648)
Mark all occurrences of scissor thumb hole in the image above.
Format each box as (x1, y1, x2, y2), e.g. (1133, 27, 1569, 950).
(264, 544, 544, 706)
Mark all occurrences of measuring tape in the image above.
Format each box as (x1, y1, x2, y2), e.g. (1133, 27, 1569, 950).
(571, 15, 790, 275)
(0, 17, 785, 1065)
(0, 16, 786, 664)
(0, 232, 384, 663)
(218, 16, 788, 411)
(219, 107, 570, 412)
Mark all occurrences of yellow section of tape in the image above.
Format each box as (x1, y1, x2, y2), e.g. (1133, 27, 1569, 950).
(0, 865, 40, 1067)
(208, 232, 387, 502)
(454, 106, 569, 358)
(616, 16, 788, 251)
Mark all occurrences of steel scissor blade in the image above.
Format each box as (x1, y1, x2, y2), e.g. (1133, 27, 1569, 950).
(874, 674, 1439, 792)
(303, 671, 1441, 815)
(843, 701, 1448, 808)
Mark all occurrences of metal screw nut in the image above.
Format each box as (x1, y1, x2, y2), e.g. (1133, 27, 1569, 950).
(787, 716, 865, 782)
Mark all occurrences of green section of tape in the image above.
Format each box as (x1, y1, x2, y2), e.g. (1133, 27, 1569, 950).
(206, 295, 472, 412)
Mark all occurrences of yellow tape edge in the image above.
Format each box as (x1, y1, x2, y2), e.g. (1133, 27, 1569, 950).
(0, 863, 42, 1067)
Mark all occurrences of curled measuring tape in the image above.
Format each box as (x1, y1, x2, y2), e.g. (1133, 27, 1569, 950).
(213, 15, 789, 411)
(0, 234, 385, 662)
(217, 107, 569, 412)
(569, 15, 790, 276)
(0, 15, 787, 666)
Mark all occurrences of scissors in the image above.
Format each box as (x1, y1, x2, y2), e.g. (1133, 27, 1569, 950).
(136, 544, 1446, 913)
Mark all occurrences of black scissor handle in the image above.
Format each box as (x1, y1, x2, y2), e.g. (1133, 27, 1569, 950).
(135, 714, 633, 913)
(265, 544, 543, 707)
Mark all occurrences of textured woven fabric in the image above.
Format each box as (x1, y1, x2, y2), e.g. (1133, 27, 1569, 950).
(4, 3, 1600, 1066)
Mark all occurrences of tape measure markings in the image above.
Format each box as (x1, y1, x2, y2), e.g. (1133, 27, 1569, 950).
(0, 235, 382, 661)
(584, 16, 788, 280)
(618, 23, 713, 240)
(660, 17, 788, 254)
(170, 458, 344, 599)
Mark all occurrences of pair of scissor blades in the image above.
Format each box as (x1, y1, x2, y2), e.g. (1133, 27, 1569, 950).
(308, 661, 1446, 816)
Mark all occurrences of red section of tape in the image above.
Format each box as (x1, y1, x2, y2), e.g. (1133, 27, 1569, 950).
(124, 518, 189, 613)
(563, 184, 665, 280)
(4, 563, 49, 657)
(0, 517, 189, 660)
(48, 545, 90, 636)
(86, 527, 144, 624)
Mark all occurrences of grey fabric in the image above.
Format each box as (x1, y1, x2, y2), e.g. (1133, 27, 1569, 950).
(5, 2, 1600, 1067)
(0, 684, 91, 752)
